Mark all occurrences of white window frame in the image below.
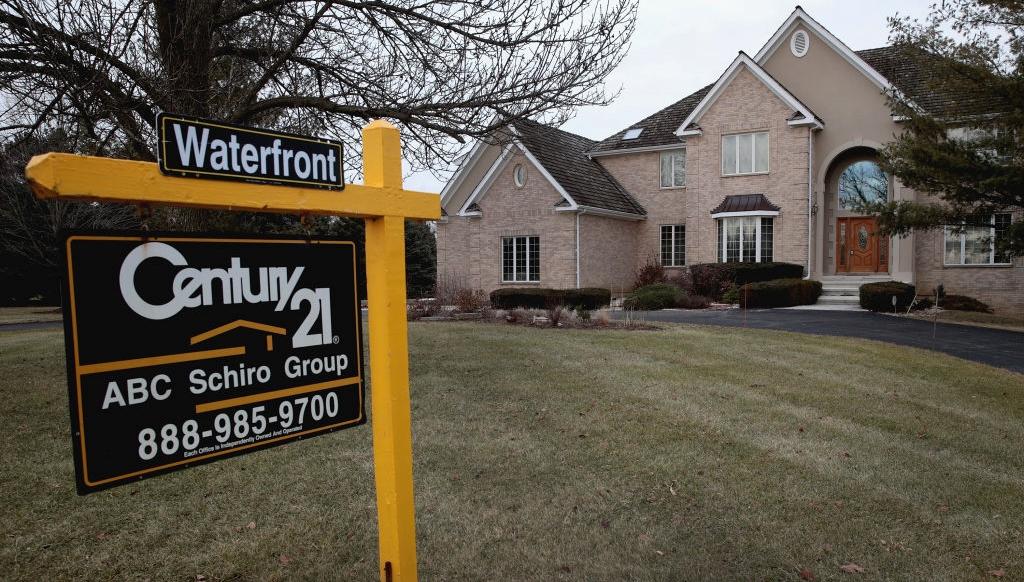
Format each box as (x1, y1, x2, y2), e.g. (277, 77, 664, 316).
(718, 216, 773, 263)
(502, 235, 540, 282)
(513, 163, 527, 188)
(660, 224, 686, 267)
(722, 131, 769, 176)
(943, 213, 1012, 266)
(660, 149, 686, 188)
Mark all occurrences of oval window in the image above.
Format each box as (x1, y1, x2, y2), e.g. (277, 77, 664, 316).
(513, 164, 527, 188)
(839, 160, 887, 211)
(858, 225, 869, 250)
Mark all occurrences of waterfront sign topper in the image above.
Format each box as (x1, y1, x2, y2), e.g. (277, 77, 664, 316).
(157, 113, 344, 189)
(61, 233, 364, 494)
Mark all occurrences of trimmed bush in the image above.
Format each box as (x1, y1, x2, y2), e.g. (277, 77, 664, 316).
(940, 294, 992, 313)
(562, 287, 612, 310)
(732, 262, 806, 285)
(859, 281, 915, 312)
(623, 283, 683, 311)
(737, 278, 822, 308)
(689, 262, 805, 299)
(675, 294, 711, 309)
(489, 287, 610, 310)
(490, 288, 550, 309)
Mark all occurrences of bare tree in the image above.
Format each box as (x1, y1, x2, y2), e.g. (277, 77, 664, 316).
(0, 0, 636, 186)
(0, 130, 137, 303)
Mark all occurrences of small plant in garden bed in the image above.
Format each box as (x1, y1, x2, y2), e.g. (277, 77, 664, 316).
(939, 294, 993, 313)
(633, 254, 667, 289)
(453, 288, 489, 313)
(623, 283, 682, 311)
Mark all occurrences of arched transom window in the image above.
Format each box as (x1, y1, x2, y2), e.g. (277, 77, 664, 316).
(838, 160, 888, 211)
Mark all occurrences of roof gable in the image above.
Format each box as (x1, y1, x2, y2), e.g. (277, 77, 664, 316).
(753, 7, 923, 114)
(512, 120, 645, 216)
(674, 52, 822, 137)
(452, 119, 646, 218)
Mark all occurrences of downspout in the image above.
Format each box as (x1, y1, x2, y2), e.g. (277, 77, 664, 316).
(575, 210, 582, 289)
(805, 128, 814, 279)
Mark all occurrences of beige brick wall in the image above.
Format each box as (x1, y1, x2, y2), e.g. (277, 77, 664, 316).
(912, 206, 1024, 314)
(436, 148, 577, 293)
(578, 213, 638, 293)
(598, 67, 810, 271)
(596, 152, 688, 270)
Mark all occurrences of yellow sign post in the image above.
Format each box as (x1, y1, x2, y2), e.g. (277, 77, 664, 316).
(25, 119, 435, 582)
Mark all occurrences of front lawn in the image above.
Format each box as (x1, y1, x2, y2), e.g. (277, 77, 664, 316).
(1, 323, 1021, 580)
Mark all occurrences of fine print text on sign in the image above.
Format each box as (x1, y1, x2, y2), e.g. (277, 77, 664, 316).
(157, 113, 344, 189)
(61, 233, 364, 494)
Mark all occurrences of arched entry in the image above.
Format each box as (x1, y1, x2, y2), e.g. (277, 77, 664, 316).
(824, 148, 890, 274)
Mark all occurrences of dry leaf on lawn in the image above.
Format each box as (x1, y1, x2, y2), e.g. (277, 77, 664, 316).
(989, 569, 1006, 578)
(839, 563, 865, 574)
(799, 567, 816, 580)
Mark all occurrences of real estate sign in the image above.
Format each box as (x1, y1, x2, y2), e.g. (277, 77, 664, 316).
(157, 113, 344, 189)
(60, 233, 364, 494)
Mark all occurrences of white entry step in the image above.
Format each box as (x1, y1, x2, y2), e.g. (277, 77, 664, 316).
(807, 275, 894, 310)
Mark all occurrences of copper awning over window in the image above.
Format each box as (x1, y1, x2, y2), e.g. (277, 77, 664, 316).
(710, 193, 780, 215)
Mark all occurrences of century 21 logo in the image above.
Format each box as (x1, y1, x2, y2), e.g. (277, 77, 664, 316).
(118, 243, 333, 348)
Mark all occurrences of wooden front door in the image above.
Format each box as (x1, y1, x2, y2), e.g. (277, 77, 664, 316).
(836, 217, 888, 273)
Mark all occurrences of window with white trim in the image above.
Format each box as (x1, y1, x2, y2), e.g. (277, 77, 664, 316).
(502, 236, 540, 282)
(660, 225, 685, 266)
(722, 132, 769, 175)
(660, 149, 686, 188)
(944, 213, 1012, 265)
(717, 217, 773, 263)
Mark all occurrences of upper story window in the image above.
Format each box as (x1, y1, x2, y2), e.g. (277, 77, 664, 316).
(722, 131, 769, 176)
(944, 213, 1012, 266)
(838, 160, 888, 210)
(660, 149, 686, 188)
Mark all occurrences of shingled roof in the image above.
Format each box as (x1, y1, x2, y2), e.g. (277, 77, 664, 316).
(512, 119, 645, 216)
(589, 84, 712, 155)
(855, 46, 1000, 118)
(589, 45, 989, 156)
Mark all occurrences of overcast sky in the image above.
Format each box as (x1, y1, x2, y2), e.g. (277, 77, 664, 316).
(404, 0, 934, 193)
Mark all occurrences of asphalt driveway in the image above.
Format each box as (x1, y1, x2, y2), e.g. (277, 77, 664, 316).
(616, 308, 1024, 374)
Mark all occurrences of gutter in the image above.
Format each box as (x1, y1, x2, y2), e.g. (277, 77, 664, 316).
(575, 210, 582, 289)
(805, 128, 814, 279)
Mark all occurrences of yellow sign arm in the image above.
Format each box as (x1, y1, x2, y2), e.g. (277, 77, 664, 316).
(25, 150, 439, 221)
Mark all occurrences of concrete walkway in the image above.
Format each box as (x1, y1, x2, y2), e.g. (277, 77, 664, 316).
(615, 308, 1024, 374)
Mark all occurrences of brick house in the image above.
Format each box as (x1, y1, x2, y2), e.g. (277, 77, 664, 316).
(436, 7, 1023, 313)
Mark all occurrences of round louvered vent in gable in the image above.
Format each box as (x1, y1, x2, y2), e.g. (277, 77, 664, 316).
(790, 29, 809, 58)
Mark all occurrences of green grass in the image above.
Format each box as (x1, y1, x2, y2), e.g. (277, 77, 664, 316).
(1, 322, 1022, 580)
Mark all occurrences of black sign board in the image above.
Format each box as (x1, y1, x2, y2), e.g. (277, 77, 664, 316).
(157, 113, 344, 189)
(60, 233, 364, 494)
